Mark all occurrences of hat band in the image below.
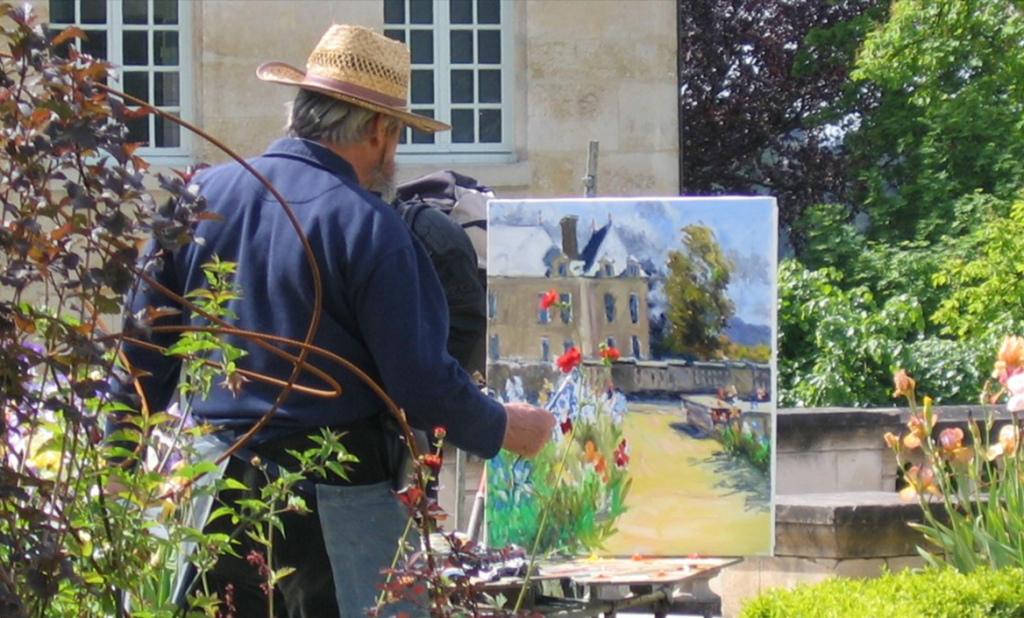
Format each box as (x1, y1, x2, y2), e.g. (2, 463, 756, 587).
(303, 72, 408, 110)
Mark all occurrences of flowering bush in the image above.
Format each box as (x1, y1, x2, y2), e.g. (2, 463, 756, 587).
(487, 366, 632, 554)
(885, 336, 1024, 572)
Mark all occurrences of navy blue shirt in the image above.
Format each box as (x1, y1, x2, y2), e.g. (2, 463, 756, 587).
(125, 138, 506, 458)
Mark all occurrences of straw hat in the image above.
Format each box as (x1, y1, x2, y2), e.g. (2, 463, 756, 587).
(256, 24, 450, 134)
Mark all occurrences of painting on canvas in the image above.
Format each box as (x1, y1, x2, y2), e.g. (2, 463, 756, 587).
(485, 197, 777, 557)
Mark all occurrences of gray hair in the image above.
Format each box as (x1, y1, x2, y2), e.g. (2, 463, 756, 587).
(286, 89, 402, 146)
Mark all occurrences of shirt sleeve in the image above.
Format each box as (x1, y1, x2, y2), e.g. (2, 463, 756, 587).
(350, 239, 506, 459)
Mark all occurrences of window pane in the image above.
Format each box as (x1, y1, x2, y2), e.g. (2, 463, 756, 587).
(450, 0, 473, 24)
(411, 108, 436, 144)
(123, 30, 148, 65)
(154, 71, 179, 106)
(154, 31, 179, 66)
(383, 0, 405, 24)
(478, 30, 500, 64)
(154, 0, 178, 24)
(384, 29, 406, 44)
(410, 70, 434, 104)
(479, 109, 501, 143)
(450, 30, 473, 64)
(123, 71, 149, 103)
(478, 0, 500, 24)
(451, 70, 473, 104)
(81, 29, 107, 59)
(479, 69, 501, 103)
(126, 114, 150, 145)
(80, 0, 106, 24)
(124, 0, 147, 25)
(409, 0, 432, 24)
(409, 30, 433, 64)
(451, 109, 474, 143)
(155, 113, 180, 148)
(49, 0, 75, 24)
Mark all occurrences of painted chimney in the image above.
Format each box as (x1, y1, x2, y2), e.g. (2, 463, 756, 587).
(560, 215, 579, 260)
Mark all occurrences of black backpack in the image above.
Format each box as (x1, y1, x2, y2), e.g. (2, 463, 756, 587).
(393, 172, 491, 378)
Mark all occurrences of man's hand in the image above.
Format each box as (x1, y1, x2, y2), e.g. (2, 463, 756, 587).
(501, 402, 555, 457)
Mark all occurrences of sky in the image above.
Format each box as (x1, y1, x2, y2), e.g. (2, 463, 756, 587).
(488, 197, 778, 328)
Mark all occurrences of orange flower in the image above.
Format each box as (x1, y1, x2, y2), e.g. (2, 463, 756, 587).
(883, 432, 900, 450)
(539, 289, 558, 310)
(422, 453, 443, 472)
(938, 427, 973, 464)
(993, 336, 1024, 386)
(903, 414, 928, 450)
(892, 369, 916, 399)
(899, 465, 941, 502)
(583, 440, 599, 464)
(556, 347, 582, 373)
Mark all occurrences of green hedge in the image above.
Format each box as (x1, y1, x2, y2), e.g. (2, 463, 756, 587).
(739, 567, 1024, 618)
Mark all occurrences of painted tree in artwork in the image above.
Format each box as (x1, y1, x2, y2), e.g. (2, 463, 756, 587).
(663, 224, 735, 358)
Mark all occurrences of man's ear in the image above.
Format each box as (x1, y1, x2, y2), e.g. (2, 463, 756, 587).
(368, 114, 390, 147)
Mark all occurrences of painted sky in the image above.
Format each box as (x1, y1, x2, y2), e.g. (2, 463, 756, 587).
(489, 197, 778, 327)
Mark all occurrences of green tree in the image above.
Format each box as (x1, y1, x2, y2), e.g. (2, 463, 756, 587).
(663, 224, 735, 358)
(849, 0, 1024, 242)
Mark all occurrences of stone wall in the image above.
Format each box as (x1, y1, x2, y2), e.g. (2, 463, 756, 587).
(168, 0, 680, 197)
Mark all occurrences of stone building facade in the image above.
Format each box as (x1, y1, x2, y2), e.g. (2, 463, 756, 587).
(37, 0, 679, 198)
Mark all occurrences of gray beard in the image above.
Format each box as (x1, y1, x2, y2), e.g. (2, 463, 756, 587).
(369, 161, 396, 203)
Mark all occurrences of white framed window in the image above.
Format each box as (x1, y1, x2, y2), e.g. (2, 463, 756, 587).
(49, 0, 193, 164)
(383, 0, 513, 160)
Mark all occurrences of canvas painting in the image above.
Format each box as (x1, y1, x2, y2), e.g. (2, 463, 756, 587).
(485, 197, 777, 557)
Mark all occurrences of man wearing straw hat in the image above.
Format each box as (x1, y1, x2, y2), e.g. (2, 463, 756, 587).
(124, 24, 554, 618)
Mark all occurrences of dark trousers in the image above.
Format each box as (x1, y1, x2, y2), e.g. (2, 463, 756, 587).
(199, 426, 399, 618)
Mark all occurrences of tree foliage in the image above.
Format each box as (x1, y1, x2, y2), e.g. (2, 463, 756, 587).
(849, 0, 1024, 242)
(662, 224, 735, 358)
(678, 0, 888, 248)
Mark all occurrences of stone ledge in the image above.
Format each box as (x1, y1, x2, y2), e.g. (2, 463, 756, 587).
(775, 491, 946, 559)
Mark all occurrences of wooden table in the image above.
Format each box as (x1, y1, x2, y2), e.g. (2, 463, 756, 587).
(484, 557, 740, 618)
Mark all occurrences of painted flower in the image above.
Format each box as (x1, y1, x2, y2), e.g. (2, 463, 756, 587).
(899, 465, 941, 502)
(614, 439, 630, 468)
(987, 424, 1020, 461)
(892, 369, 916, 399)
(599, 345, 621, 365)
(993, 335, 1024, 386)
(560, 418, 574, 435)
(556, 347, 582, 373)
(938, 427, 973, 464)
(539, 289, 558, 310)
(583, 440, 599, 464)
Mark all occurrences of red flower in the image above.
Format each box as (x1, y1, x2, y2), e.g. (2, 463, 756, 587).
(539, 289, 558, 310)
(422, 454, 443, 472)
(560, 418, 574, 435)
(556, 347, 582, 373)
(599, 346, 621, 363)
(433, 426, 447, 440)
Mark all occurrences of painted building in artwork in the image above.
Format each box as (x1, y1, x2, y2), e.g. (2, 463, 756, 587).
(487, 215, 649, 362)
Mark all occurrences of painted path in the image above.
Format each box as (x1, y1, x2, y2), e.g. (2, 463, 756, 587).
(600, 403, 772, 556)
